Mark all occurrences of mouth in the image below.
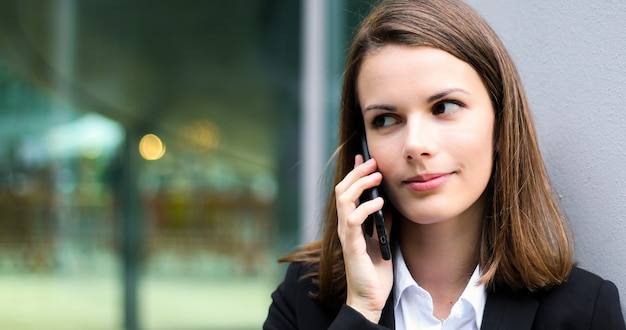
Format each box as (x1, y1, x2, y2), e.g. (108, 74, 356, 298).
(403, 172, 453, 192)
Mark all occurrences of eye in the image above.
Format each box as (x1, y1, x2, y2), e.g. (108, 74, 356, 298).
(372, 114, 399, 128)
(432, 101, 462, 115)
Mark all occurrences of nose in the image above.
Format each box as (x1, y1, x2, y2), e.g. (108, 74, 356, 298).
(403, 115, 437, 161)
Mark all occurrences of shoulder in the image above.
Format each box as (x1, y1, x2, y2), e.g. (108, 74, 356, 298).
(536, 267, 617, 304)
(484, 267, 625, 329)
(264, 262, 341, 330)
(533, 267, 625, 329)
(278, 262, 318, 293)
(269, 262, 326, 312)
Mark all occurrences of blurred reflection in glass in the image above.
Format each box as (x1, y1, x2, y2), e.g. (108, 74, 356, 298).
(139, 134, 166, 161)
(0, 0, 302, 329)
(0, 61, 124, 328)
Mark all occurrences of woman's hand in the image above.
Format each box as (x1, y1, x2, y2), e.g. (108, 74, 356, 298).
(335, 155, 394, 323)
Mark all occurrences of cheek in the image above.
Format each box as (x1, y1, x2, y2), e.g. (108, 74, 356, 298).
(451, 124, 495, 176)
(449, 114, 494, 152)
(369, 141, 399, 176)
(451, 132, 493, 157)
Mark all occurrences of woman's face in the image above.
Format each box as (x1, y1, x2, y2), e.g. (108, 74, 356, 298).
(357, 45, 495, 225)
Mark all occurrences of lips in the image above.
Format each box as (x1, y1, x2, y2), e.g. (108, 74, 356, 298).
(403, 173, 453, 192)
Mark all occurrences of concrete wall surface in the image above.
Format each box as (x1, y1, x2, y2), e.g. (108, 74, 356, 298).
(466, 0, 626, 314)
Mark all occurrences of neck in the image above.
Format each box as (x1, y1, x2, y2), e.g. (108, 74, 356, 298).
(399, 218, 481, 283)
(397, 204, 484, 319)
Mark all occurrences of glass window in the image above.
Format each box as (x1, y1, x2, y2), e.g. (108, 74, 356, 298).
(0, 0, 301, 329)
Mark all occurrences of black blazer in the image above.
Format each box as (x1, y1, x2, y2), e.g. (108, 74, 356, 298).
(264, 262, 626, 329)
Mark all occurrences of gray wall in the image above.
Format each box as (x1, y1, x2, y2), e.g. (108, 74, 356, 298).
(466, 0, 626, 313)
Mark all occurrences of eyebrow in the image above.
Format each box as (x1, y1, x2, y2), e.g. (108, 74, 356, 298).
(427, 88, 470, 103)
(362, 88, 470, 112)
(362, 104, 397, 112)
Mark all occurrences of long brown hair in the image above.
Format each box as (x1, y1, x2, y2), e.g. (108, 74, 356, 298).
(282, 0, 573, 302)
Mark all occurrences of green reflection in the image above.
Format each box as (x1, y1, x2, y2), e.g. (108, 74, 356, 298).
(0, 0, 301, 329)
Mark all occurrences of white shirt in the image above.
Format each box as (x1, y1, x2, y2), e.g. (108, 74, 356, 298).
(393, 248, 487, 330)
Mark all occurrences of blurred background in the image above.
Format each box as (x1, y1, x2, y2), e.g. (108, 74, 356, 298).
(0, 0, 373, 329)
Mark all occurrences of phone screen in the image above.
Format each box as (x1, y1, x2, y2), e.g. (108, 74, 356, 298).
(360, 134, 391, 260)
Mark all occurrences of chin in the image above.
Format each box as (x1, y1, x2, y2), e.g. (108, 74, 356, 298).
(396, 209, 453, 226)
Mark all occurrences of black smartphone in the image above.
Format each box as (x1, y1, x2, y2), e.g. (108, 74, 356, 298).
(360, 134, 391, 260)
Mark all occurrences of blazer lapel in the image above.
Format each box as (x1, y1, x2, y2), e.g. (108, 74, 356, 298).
(481, 287, 539, 330)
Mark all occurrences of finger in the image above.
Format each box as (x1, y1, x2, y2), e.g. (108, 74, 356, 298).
(344, 197, 384, 229)
(335, 157, 378, 195)
(338, 198, 385, 258)
(335, 176, 382, 231)
(354, 154, 364, 167)
(338, 171, 382, 205)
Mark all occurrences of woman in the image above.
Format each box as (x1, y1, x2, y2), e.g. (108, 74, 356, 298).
(264, 0, 626, 328)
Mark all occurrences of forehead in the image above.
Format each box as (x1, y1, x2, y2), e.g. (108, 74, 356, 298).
(356, 45, 486, 102)
(359, 45, 472, 76)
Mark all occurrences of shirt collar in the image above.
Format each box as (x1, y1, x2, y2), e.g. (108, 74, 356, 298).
(393, 247, 487, 328)
(393, 247, 416, 310)
(458, 261, 487, 328)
